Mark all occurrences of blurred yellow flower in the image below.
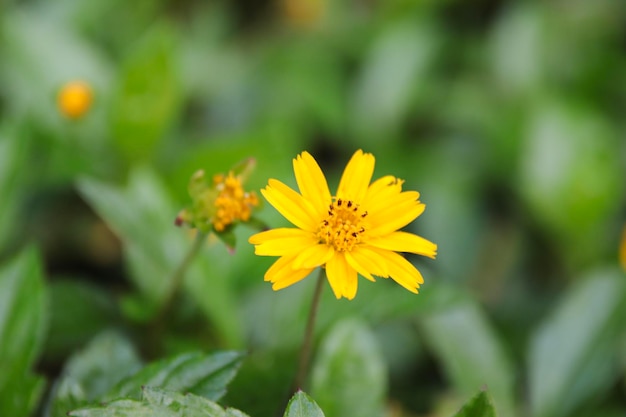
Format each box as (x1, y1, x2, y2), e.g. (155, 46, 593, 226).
(57, 80, 93, 119)
(177, 158, 259, 236)
(212, 172, 259, 232)
(281, 0, 324, 28)
(249, 150, 437, 300)
(619, 226, 626, 271)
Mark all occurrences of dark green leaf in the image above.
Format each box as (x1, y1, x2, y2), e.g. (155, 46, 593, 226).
(0, 247, 47, 417)
(105, 350, 244, 401)
(46, 279, 120, 359)
(284, 391, 325, 417)
(454, 391, 496, 417)
(528, 269, 626, 417)
(310, 319, 385, 417)
(419, 300, 515, 417)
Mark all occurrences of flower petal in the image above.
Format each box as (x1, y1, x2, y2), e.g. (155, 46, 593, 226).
(292, 244, 335, 269)
(366, 231, 437, 259)
(344, 251, 375, 281)
(362, 175, 406, 210)
(261, 179, 319, 231)
(249, 227, 311, 245)
(293, 151, 332, 217)
(384, 251, 424, 294)
(272, 268, 315, 290)
(265, 255, 314, 290)
(367, 201, 426, 237)
(337, 150, 375, 203)
(254, 235, 318, 256)
(326, 253, 358, 299)
(348, 245, 390, 278)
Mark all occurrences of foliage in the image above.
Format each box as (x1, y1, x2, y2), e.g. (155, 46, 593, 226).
(1, 0, 626, 416)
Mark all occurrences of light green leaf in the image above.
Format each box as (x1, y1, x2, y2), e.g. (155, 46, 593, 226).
(454, 391, 496, 417)
(350, 19, 438, 139)
(420, 300, 515, 417)
(50, 331, 142, 417)
(105, 350, 244, 402)
(69, 399, 153, 417)
(284, 391, 325, 417)
(143, 386, 251, 417)
(0, 247, 47, 417)
(111, 24, 181, 162)
(70, 387, 251, 417)
(310, 319, 386, 417)
(528, 268, 626, 417)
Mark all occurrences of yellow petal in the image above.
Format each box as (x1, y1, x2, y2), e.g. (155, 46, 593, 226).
(367, 202, 426, 237)
(362, 176, 406, 210)
(265, 255, 314, 289)
(249, 228, 311, 245)
(326, 253, 357, 299)
(254, 234, 318, 256)
(272, 267, 315, 290)
(384, 251, 424, 293)
(367, 190, 420, 218)
(292, 244, 335, 269)
(293, 151, 332, 217)
(348, 246, 390, 278)
(261, 179, 319, 231)
(366, 231, 437, 259)
(337, 150, 375, 203)
(344, 251, 375, 281)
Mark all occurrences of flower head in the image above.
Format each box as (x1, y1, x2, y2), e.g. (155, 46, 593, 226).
(249, 150, 437, 300)
(57, 80, 93, 119)
(177, 158, 259, 235)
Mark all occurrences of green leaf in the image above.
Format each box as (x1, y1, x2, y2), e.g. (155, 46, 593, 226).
(0, 247, 47, 417)
(419, 300, 515, 417)
(111, 24, 181, 162)
(46, 279, 120, 359)
(0, 127, 28, 251)
(350, 19, 438, 140)
(105, 350, 244, 402)
(528, 268, 626, 417)
(50, 331, 142, 417)
(310, 319, 386, 417)
(454, 391, 496, 417)
(69, 387, 251, 417)
(69, 399, 153, 417)
(284, 391, 325, 417)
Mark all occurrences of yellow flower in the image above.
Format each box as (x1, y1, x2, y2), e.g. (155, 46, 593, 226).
(619, 226, 626, 271)
(249, 150, 437, 300)
(57, 80, 93, 119)
(212, 172, 259, 232)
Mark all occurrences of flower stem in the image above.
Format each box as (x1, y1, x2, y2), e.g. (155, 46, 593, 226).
(157, 231, 207, 320)
(292, 268, 325, 392)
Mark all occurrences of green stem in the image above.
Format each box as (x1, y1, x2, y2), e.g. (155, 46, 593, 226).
(292, 268, 325, 392)
(157, 231, 207, 320)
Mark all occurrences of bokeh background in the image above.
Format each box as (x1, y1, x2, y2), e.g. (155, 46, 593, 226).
(1, 0, 626, 416)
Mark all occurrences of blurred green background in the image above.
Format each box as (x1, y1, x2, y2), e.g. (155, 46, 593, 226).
(1, 0, 626, 416)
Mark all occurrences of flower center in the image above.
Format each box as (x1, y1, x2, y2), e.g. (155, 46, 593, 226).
(317, 198, 368, 252)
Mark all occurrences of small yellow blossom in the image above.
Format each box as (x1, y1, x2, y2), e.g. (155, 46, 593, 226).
(176, 159, 259, 236)
(57, 81, 93, 119)
(212, 172, 259, 232)
(249, 150, 437, 300)
(619, 226, 626, 271)
(281, 0, 324, 28)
